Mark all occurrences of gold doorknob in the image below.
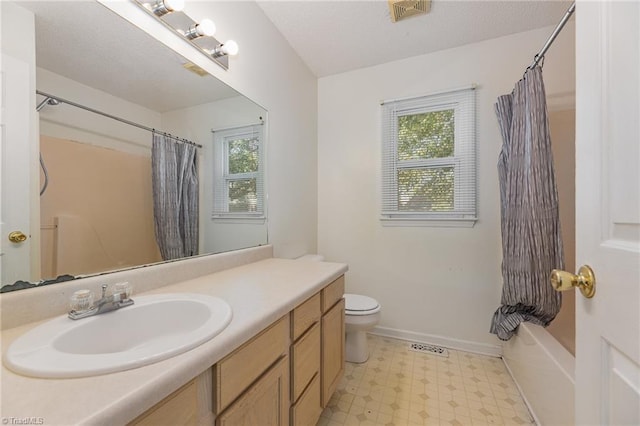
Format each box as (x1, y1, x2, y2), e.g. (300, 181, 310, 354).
(8, 231, 27, 244)
(550, 265, 596, 298)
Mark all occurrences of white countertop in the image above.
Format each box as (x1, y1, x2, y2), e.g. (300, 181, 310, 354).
(0, 258, 347, 425)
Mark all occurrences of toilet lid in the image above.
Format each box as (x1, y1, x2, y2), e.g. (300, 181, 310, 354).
(344, 294, 380, 315)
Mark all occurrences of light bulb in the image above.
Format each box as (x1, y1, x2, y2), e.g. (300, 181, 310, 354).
(153, 0, 184, 16)
(196, 18, 216, 37)
(210, 40, 240, 58)
(185, 18, 216, 40)
(163, 0, 184, 12)
(222, 40, 239, 56)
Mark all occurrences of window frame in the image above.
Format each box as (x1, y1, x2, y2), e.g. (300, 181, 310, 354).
(381, 87, 476, 227)
(212, 124, 265, 222)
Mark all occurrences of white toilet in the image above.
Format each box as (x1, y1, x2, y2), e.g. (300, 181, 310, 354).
(296, 254, 381, 364)
(344, 293, 381, 363)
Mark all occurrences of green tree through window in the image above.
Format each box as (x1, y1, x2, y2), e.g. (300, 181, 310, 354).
(397, 110, 455, 212)
(228, 138, 259, 174)
(226, 137, 259, 212)
(398, 110, 454, 161)
(381, 87, 476, 224)
(212, 124, 264, 218)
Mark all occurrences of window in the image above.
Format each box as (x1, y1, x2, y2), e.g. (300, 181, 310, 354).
(381, 87, 476, 226)
(212, 124, 264, 220)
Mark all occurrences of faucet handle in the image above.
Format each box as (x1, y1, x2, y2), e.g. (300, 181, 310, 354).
(70, 289, 93, 312)
(101, 284, 108, 299)
(114, 282, 132, 300)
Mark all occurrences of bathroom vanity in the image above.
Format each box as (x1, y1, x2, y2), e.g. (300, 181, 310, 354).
(132, 276, 344, 425)
(0, 247, 347, 425)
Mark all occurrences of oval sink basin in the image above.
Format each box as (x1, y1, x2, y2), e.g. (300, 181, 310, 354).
(4, 293, 232, 378)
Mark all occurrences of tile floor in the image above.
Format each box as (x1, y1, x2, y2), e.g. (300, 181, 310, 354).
(317, 335, 534, 426)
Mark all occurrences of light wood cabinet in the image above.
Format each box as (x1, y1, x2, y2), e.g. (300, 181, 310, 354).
(321, 276, 344, 313)
(129, 380, 198, 426)
(292, 293, 321, 341)
(216, 356, 289, 426)
(291, 374, 321, 426)
(321, 297, 345, 407)
(290, 292, 323, 426)
(320, 276, 346, 408)
(130, 275, 345, 426)
(214, 316, 290, 414)
(291, 322, 321, 402)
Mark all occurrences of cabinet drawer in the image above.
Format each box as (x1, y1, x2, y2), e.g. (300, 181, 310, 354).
(321, 276, 345, 313)
(291, 322, 320, 402)
(130, 379, 197, 426)
(216, 356, 289, 426)
(291, 374, 322, 426)
(292, 292, 321, 340)
(215, 315, 290, 414)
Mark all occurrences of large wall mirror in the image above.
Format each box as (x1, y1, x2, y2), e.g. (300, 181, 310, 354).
(1, 1, 268, 292)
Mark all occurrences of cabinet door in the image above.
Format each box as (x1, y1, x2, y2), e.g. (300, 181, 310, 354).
(130, 380, 197, 426)
(321, 298, 345, 407)
(216, 356, 289, 426)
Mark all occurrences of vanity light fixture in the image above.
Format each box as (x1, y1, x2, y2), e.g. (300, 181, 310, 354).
(210, 40, 239, 58)
(184, 18, 216, 40)
(152, 0, 184, 17)
(133, 0, 238, 70)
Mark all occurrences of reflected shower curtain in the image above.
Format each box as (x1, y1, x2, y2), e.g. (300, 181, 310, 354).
(490, 66, 564, 341)
(151, 133, 199, 261)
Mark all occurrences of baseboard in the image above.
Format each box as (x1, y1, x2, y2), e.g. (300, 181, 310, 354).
(501, 356, 541, 426)
(370, 326, 502, 358)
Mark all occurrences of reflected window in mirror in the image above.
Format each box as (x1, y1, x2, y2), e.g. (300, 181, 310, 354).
(212, 123, 265, 220)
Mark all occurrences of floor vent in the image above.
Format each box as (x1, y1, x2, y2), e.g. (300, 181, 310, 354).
(408, 342, 449, 357)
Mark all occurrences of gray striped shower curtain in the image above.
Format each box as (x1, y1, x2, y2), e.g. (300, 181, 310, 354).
(151, 133, 199, 261)
(490, 66, 564, 341)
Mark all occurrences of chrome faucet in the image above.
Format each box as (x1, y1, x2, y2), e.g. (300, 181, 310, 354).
(68, 283, 134, 320)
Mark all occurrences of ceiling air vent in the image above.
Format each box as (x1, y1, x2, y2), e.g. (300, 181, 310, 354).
(388, 0, 431, 23)
(183, 62, 209, 77)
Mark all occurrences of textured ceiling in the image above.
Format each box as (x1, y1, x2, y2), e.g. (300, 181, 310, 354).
(257, 0, 574, 77)
(20, 1, 239, 113)
(19, 1, 573, 107)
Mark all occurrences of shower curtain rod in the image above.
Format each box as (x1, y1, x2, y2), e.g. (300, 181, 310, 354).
(527, 2, 575, 71)
(35, 90, 202, 148)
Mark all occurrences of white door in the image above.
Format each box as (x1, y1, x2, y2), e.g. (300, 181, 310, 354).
(575, 1, 640, 424)
(0, 54, 32, 285)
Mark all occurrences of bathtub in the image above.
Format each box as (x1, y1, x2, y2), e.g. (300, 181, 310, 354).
(502, 323, 575, 425)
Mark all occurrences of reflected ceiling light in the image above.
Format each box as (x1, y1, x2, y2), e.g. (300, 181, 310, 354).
(185, 18, 216, 40)
(133, 0, 237, 70)
(152, 0, 184, 16)
(211, 40, 239, 58)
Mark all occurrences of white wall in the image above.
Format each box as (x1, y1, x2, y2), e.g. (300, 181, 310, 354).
(101, 0, 318, 259)
(318, 24, 575, 350)
(37, 68, 161, 156)
(161, 96, 268, 254)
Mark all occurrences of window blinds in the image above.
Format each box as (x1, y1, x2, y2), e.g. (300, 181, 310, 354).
(381, 86, 476, 223)
(212, 123, 264, 218)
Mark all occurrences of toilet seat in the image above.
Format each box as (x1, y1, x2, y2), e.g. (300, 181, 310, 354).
(344, 294, 380, 316)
